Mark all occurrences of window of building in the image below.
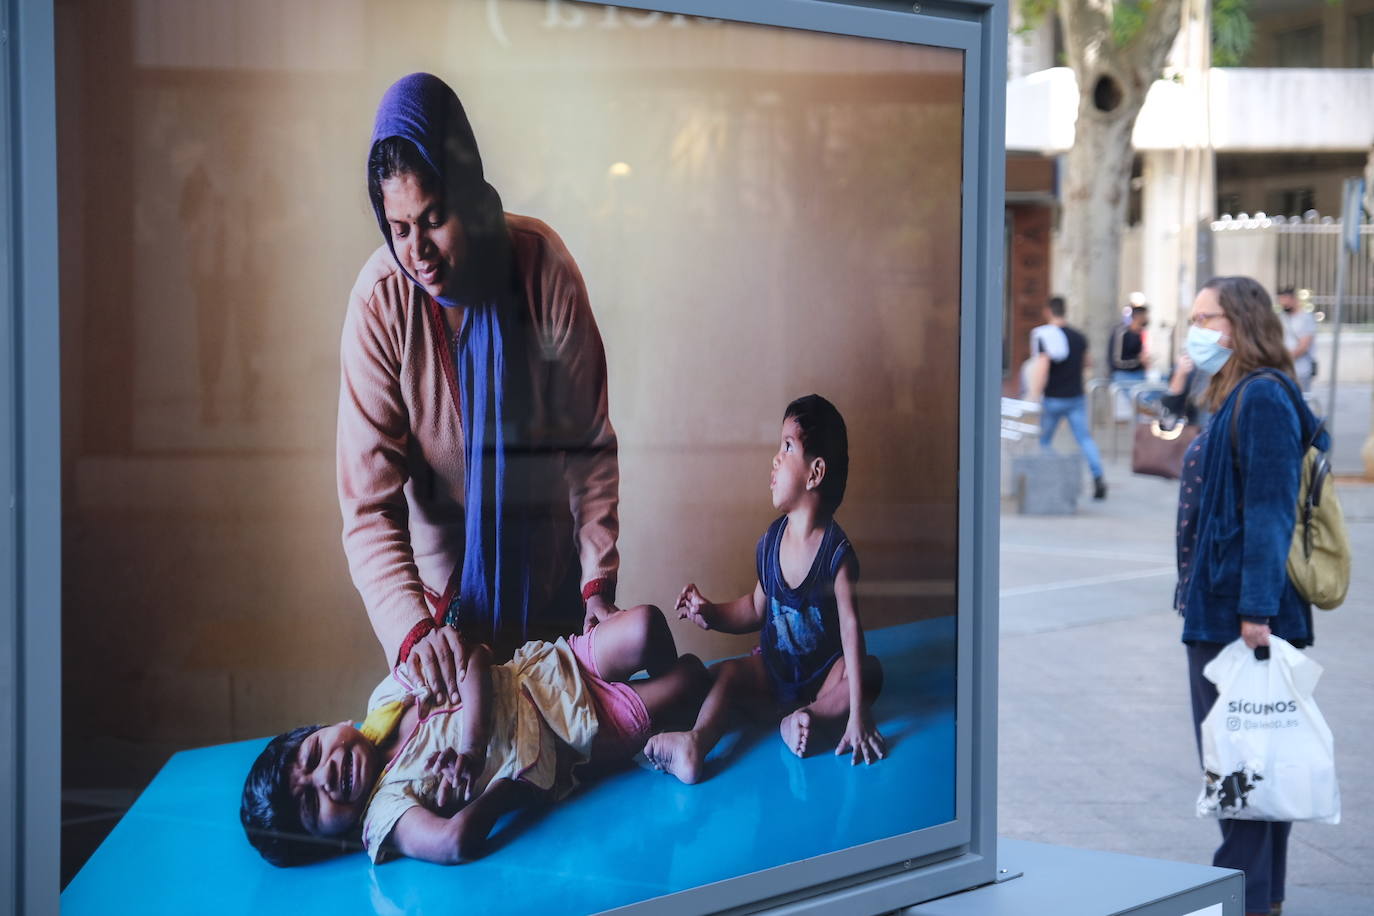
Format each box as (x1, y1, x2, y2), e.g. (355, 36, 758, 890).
(1127, 155, 1144, 226)
(1272, 187, 1317, 217)
(1276, 25, 1323, 68)
(1351, 11, 1374, 67)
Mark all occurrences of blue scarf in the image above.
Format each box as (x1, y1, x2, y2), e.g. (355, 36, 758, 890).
(451, 304, 534, 651)
(370, 73, 534, 653)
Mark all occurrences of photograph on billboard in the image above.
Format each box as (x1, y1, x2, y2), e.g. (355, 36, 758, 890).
(57, 1, 966, 911)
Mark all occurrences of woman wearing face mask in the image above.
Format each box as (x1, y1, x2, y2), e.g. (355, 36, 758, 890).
(1175, 276, 1325, 916)
(338, 73, 623, 701)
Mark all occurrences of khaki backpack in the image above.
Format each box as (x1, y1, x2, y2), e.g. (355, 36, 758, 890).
(1231, 369, 1351, 610)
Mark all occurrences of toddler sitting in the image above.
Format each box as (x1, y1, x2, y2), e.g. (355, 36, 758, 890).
(646, 395, 884, 783)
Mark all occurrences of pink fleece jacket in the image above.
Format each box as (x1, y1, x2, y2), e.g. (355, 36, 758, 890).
(337, 214, 620, 665)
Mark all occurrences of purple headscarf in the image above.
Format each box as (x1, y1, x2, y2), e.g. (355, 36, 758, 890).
(369, 72, 510, 307)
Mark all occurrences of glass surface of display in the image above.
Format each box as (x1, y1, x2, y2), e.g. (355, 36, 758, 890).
(8, 0, 1005, 913)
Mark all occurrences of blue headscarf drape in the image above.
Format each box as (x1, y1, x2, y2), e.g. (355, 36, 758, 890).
(370, 73, 534, 654)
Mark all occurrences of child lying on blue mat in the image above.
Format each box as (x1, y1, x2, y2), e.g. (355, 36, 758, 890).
(646, 395, 884, 784)
(241, 605, 707, 866)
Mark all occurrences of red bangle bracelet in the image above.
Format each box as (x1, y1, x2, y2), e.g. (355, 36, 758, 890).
(396, 617, 438, 667)
(581, 577, 615, 604)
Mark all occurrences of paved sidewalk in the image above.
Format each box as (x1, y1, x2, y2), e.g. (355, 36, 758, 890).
(998, 444, 1374, 915)
(1324, 383, 1372, 478)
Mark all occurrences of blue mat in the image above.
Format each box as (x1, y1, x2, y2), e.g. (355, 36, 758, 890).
(62, 617, 956, 915)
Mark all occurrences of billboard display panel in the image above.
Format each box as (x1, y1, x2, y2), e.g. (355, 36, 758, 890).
(50, 1, 1003, 912)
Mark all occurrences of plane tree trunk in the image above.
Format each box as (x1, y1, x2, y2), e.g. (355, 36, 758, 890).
(1057, 0, 1185, 370)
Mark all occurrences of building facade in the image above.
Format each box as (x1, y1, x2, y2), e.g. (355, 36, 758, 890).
(1004, 0, 1374, 383)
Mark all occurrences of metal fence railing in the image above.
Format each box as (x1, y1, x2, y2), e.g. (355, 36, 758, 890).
(1213, 212, 1374, 326)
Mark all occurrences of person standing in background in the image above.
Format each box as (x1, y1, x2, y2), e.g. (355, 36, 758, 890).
(1276, 287, 1316, 392)
(1027, 296, 1107, 500)
(1109, 305, 1150, 383)
(1108, 305, 1151, 419)
(1160, 352, 1213, 431)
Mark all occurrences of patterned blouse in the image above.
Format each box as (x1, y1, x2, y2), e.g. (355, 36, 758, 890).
(1174, 432, 1208, 621)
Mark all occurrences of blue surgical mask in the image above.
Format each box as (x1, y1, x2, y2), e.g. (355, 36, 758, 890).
(1186, 325, 1232, 374)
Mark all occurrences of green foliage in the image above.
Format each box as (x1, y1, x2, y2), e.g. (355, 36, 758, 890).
(1111, 1, 1148, 48)
(1212, 0, 1254, 66)
(1015, 0, 1057, 35)
(1014, 0, 1154, 48)
(1016, 0, 1258, 62)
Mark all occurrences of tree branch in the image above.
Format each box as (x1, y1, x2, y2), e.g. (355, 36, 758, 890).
(1057, 0, 1115, 74)
(1125, 0, 1187, 81)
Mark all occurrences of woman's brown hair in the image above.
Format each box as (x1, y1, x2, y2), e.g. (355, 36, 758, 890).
(1202, 276, 1296, 410)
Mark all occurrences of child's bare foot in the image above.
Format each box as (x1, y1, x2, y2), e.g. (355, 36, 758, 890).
(780, 709, 812, 757)
(644, 731, 705, 785)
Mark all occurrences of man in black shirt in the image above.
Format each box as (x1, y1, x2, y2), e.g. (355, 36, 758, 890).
(1028, 296, 1107, 500)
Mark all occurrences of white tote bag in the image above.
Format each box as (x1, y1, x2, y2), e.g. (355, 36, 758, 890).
(1197, 636, 1340, 824)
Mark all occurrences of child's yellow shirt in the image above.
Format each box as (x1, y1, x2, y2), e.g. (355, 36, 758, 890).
(360, 637, 600, 862)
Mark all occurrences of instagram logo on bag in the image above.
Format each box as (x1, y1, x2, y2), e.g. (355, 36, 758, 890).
(1226, 717, 1241, 732)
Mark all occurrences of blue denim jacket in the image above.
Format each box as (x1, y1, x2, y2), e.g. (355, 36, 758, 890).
(1176, 370, 1322, 645)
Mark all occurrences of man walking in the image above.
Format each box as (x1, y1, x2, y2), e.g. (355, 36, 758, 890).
(1029, 296, 1107, 500)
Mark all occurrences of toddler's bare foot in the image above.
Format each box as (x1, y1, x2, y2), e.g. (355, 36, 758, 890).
(644, 731, 704, 785)
(780, 709, 812, 757)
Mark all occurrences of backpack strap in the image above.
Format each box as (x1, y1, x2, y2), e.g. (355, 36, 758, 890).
(1228, 368, 1313, 480)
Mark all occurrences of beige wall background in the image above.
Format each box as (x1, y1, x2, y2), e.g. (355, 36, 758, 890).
(57, 0, 964, 805)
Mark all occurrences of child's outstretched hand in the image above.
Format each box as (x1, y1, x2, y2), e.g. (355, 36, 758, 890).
(675, 583, 712, 630)
(427, 747, 486, 812)
(836, 708, 886, 766)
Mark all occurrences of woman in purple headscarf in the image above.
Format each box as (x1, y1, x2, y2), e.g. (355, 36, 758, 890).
(337, 73, 623, 701)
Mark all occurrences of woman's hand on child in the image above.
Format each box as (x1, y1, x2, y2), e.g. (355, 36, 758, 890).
(409, 627, 476, 707)
(583, 594, 620, 634)
(427, 747, 486, 811)
(675, 583, 712, 630)
(836, 710, 886, 766)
